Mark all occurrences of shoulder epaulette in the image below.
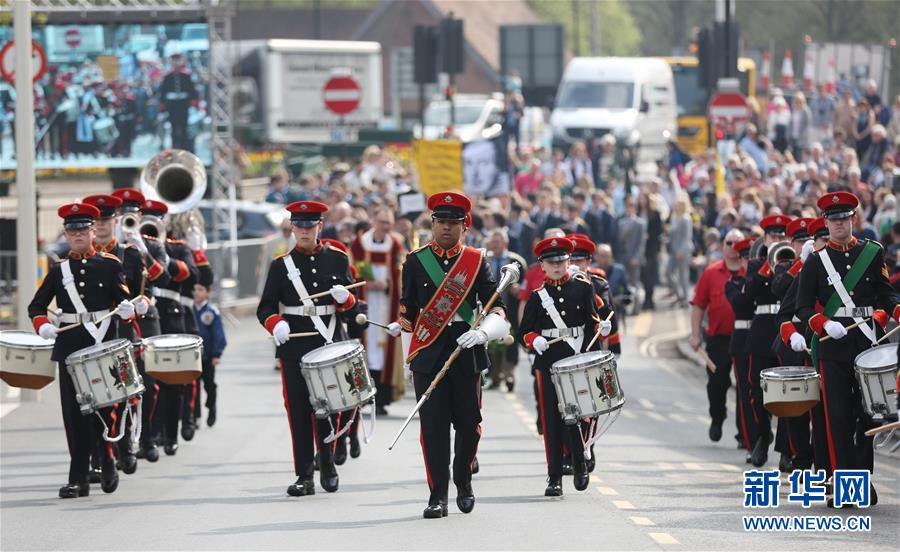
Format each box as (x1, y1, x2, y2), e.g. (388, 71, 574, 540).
(274, 251, 290, 260)
(573, 273, 592, 285)
(867, 239, 885, 250)
(410, 243, 430, 254)
(101, 252, 122, 263)
(166, 238, 186, 245)
(325, 243, 349, 256)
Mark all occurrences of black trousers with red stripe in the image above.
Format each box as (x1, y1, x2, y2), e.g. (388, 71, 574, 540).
(809, 400, 832, 473)
(413, 362, 482, 507)
(732, 353, 758, 449)
(815, 359, 875, 476)
(748, 354, 776, 441)
(536, 370, 585, 479)
(59, 365, 115, 484)
(279, 358, 337, 478)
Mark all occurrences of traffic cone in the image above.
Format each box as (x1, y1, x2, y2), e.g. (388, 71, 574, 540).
(824, 58, 837, 95)
(781, 49, 794, 89)
(803, 48, 816, 91)
(759, 50, 771, 91)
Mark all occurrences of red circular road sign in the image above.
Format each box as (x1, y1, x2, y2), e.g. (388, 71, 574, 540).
(65, 28, 82, 48)
(0, 39, 47, 85)
(708, 92, 750, 127)
(323, 76, 361, 116)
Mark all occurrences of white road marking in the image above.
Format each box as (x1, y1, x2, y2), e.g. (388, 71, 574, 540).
(648, 532, 680, 545)
(630, 516, 656, 526)
(612, 500, 635, 509)
(596, 486, 619, 496)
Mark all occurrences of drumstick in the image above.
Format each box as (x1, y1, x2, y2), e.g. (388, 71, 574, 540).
(876, 323, 900, 345)
(696, 347, 718, 373)
(355, 313, 393, 332)
(298, 281, 366, 302)
(57, 298, 140, 334)
(819, 317, 872, 343)
(864, 420, 900, 437)
(587, 311, 616, 351)
(269, 331, 320, 340)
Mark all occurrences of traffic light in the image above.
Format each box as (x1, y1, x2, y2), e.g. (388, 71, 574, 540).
(413, 25, 438, 84)
(697, 21, 740, 90)
(696, 27, 713, 89)
(439, 17, 464, 74)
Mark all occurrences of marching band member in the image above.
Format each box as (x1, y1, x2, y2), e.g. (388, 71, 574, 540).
(518, 237, 600, 497)
(796, 192, 899, 506)
(27, 203, 136, 498)
(770, 218, 817, 471)
(142, 199, 199, 456)
(743, 214, 793, 468)
(256, 201, 359, 497)
(390, 192, 506, 518)
(82, 194, 152, 475)
(725, 236, 755, 460)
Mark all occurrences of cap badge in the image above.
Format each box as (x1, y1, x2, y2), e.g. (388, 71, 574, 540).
(123, 191, 130, 198)
(833, 195, 839, 203)
(800, 221, 806, 227)
(775, 216, 781, 223)
(300, 203, 308, 210)
(98, 198, 105, 205)
(71, 205, 79, 212)
(550, 239, 558, 247)
(444, 195, 453, 203)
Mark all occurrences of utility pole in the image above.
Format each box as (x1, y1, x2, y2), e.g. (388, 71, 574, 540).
(571, 0, 580, 56)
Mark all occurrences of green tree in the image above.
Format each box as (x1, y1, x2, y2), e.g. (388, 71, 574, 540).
(529, 0, 642, 56)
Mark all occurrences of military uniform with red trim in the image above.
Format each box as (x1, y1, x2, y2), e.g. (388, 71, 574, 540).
(725, 237, 757, 455)
(256, 201, 359, 497)
(796, 193, 899, 492)
(27, 204, 133, 498)
(568, 234, 619, 354)
(743, 214, 794, 467)
(518, 237, 600, 496)
(397, 192, 504, 518)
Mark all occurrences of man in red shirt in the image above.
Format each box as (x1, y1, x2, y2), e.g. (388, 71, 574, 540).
(690, 229, 745, 442)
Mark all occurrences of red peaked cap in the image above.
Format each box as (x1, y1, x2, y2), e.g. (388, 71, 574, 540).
(808, 217, 828, 238)
(759, 214, 792, 235)
(82, 194, 123, 219)
(733, 237, 755, 257)
(428, 191, 471, 226)
(567, 233, 595, 258)
(143, 199, 169, 217)
(58, 203, 100, 229)
(534, 236, 574, 262)
(786, 217, 813, 241)
(287, 201, 329, 227)
(110, 188, 146, 212)
(817, 191, 859, 220)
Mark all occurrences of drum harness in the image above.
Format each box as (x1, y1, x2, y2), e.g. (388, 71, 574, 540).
(282, 255, 375, 444)
(817, 246, 878, 346)
(59, 260, 142, 446)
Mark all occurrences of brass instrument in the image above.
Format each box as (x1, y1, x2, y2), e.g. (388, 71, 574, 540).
(140, 149, 207, 244)
(139, 215, 167, 242)
(120, 212, 141, 234)
(766, 240, 797, 267)
(748, 237, 766, 259)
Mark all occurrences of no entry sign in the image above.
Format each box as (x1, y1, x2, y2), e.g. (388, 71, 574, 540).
(323, 76, 361, 116)
(0, 39, 47, 85)
(708, 91, 750, 130)
(64, 28, 82, 48)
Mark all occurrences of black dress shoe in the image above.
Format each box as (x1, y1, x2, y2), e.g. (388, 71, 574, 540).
(870, 484, 878, 506)
(140, 444, 160, 462)
(119, 452, 138, 475)
(709, 420, 723, 442)
(89, 468, 102, 484)
(59, 482, 90, 499)
(334, 440, 348, 466)
(376, 404, 389, 416)
(472, 457, 480, 474)
(423, 503, 448, 519)
(586, 457, 596, 473)
(505, 379, 515, 392)
(545, 477, 563, 497)
(456, 485, 475, 513)
(778, 452, 793, 473)
(287, 477, 315, 497)
(349, 435, 361, 459)
(164, 442, 179, 456)
(562, 464, 574, 476)
(101, 463, 119, 494)
(750, 435, 768, 467)
(207, 408, 217, 427)
(574, 471, 590, 491)
(181, 422, 195, 442)
(321, 472, 339, 493)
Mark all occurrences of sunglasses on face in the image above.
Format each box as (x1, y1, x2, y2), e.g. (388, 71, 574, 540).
(724, 241, 735, 246)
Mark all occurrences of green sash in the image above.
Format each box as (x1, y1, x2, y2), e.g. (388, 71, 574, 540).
(415, 248, 476, 325)
(810, 241, 880, 365)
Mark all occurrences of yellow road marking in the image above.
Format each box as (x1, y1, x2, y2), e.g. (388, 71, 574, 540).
(630, 312, 652, 337)
(657, 462, 676, 470)
(719, 463, 741, 472)
(596, 486, 619, 496)
(683, 462, 704, 470)
(590, 475, 603, 483)
(646, 411, 666, 422)
(668, 413, 689, 423)
(620, 409, 637, 419)
(638, 398, 654, 409)
(648, 532, 680, 545)
(630, 516, 656, 526)
(612, 500, 635, 509)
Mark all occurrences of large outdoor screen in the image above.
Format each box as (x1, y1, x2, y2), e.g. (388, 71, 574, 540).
(0, 21, 211, 170)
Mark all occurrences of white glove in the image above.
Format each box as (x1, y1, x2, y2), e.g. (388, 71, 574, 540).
(386, 321, 402, 337)
(330, 284, 350, 304)
(116, 299, 135, 319)
(125, 231, 149, 256)
(824, 320, 847, 340)
(789, 332, 807, 352)
(186, 227, 205, 251)
(532, 336, 549, 355)
(134, 296, 150, 316)
(38, 323, 57, 340)
(457, 329, 488, 349)
(272, 320, 291, 346)
(800, 239, 815, 262)
(599, 320, 612, 336)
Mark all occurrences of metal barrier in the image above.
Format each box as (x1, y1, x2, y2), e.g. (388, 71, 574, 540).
(0, 250, 16, 324)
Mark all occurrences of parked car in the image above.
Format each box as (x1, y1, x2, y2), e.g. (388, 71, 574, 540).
(196, 199, 284, 242)
(417, 94, 505, 143)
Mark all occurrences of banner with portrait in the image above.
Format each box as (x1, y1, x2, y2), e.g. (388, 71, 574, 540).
(462, 133, 510, 197)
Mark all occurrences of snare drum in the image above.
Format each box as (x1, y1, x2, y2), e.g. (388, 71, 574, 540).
(854, 344, 899, 420)
(301, 340, 375, 418)
(550, 350, 625, 424)
(66, 339, 143, 414)
(760, 366, 820, 417)
(0, 331, 56, 389)
(93, 117, 119, 146)
(142, 334, 203, 384)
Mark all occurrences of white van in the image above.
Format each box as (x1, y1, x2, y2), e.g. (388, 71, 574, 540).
(551, 57, 677, 164)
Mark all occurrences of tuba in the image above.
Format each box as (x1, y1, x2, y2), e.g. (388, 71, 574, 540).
(140, 149, 207, 244)
(767, 241, 796, 267)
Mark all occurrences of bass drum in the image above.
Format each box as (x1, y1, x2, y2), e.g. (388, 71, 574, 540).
(0, 331, 55, 389)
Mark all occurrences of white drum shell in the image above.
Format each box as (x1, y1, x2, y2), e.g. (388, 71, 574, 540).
(854, 344, 899, 420)
(301, 340, 375, 418)
(66, 339, 144, 414)
(761, 367, 820, 417)
(550, 351, 625, 424)
(0, 331, 56, 389)
(143, 334, 203, 384)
